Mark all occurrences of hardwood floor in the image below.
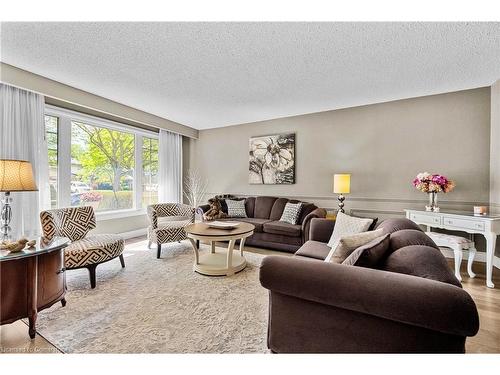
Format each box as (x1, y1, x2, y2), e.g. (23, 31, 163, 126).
(1, 238, 499, 353)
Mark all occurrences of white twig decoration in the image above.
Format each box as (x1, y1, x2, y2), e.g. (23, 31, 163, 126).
(184, 170, 208, 208)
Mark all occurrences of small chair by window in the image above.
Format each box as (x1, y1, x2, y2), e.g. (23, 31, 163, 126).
(40, 206, 125, 289)
(147, 203, 195, 258)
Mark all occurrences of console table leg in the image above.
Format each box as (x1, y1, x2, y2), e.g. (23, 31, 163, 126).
(485, 233, 496, 288)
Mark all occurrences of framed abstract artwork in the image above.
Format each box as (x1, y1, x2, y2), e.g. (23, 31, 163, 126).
(249, 133, 295, 184)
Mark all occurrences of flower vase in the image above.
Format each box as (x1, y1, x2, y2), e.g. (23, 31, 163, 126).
(425, 192, 439, 212)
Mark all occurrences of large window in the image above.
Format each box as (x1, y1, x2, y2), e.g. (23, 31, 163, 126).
(44, 115, 59, 209)
(142, 137, 159, 206)
(44, 106, 159, 215)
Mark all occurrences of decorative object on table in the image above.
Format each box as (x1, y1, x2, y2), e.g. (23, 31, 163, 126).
(325, 210, 337, 221)
(184, 169, 209, 208)
(333, 174, 351, 213)
(474, 206, 488, 216)
(0, 159, 38, 241)
(412, 172, 455, 212)
(207, 221, 240, 229)
(0, 237, 29, 252)
(249, 133, 295, 184)
(26, 239, 36, 248)
(202, 197, 228, 221)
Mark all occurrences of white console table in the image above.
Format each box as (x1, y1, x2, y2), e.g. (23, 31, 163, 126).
(405, 209, 500, 288)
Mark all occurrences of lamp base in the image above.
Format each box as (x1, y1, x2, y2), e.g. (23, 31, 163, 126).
(337, 194, 345, 214)
(1, 192, 12, 241)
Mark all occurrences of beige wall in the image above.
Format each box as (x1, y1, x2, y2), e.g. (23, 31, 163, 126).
(189, 88, 491, 218)
(490, 80, 500, 212)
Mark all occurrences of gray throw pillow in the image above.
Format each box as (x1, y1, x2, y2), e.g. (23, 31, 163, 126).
(225, 199, 247, 218)
(342, 233, 390, 267)
(279, 202, 303, 224)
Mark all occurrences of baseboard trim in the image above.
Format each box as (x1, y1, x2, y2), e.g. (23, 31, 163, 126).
(440, 248, 500, 270)
(119, 228, 147, 239)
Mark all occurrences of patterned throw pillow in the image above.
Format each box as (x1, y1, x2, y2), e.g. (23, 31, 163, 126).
(327, 212, 374, 248)
(279, 202, 303, 225)
(325, 228, 384, 263)
(226, 199, 247, 218)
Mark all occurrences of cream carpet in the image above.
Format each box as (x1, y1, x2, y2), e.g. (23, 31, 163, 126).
(33, 240, 269, 353)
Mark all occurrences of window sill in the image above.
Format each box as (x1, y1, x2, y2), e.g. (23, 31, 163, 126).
(95, 208, 147, 221)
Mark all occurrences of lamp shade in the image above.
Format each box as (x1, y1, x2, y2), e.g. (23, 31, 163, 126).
(333, 174, 351, 194)
(0, 159, 38, 192)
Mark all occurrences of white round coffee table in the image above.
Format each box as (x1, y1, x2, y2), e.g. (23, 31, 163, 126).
(184, 222, 255, 276)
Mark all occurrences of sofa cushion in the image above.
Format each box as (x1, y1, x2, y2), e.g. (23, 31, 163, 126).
(327, 212, 374, 248)
(269, 198, 290, 220)
(326, 228, 384, 263)
(218, 217, 270, 232)
(254, 196, 278, 219)
(376, 218, 423, 234)
(389, 229, 439, 254)
(263, 221, 302, 237)
(343, 233, 390, 267)
(295, 240, 332, 260)
(245, 197, 256, 218)
(381, 245, 462, 288)
(226, 199, 247, 218)
(279, 202, 303, 224)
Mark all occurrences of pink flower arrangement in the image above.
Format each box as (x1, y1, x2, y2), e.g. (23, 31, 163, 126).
(80, 191, 103, 202)
(412, 172, 455, 193)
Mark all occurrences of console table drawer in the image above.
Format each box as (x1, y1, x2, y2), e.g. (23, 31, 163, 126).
(443, 217, 485, 231)
(409, 213, 442, 226)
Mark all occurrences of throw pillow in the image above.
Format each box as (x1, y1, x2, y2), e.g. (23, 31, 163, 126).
(327, 212, 374, 248)
(279, 202, 303, 224)
(225, 199, 247, 218)
(325, 228, 384, 263)
(342, 233, 390, 267)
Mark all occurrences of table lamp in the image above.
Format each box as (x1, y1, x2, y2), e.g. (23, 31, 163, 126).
(333, 174, 351, 213)
(0, 159, 38, 240)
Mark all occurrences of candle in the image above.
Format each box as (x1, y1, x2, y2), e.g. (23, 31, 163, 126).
(474, 206, 488, 215)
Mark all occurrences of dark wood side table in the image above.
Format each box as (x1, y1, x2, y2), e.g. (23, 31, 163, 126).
(0, 236, 69, 338)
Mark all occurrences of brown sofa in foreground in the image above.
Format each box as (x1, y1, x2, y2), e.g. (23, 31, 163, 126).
(197, 196, 326, 252)
(260, 218, 480, 353)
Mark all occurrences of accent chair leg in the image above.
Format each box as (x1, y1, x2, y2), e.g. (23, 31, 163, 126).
(157, 244, 162, 259)
(61, 298, 67, 307)
(147, 240, 152, 249)
(87, 264, 97, 289)
(119, 254, 125, 268)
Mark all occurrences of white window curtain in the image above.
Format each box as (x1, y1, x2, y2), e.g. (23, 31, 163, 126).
(158, 129, 183, 203)
(0, 84, 50, 238)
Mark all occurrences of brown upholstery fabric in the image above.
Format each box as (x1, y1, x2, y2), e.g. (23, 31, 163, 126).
(219, 217, 271, 232)
(245, 197, 256, 218)
(343, 234, 390, 267)
(309, 218, 336, 243)
(376, 218, 423, 234)
(295, 240, 331, 260)
(389, 229, 439, 254)
(263, 221, 302, 237)
(382, 245, 462, 288)
(254, 196, 278, 219)
(297, 203, 316, 224)
(269, 198, 290, 220)
(260, 256, 479, 337)
(246, 232, 302, 252)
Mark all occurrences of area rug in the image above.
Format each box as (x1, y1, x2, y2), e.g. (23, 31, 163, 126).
(33, 240, 269, 353)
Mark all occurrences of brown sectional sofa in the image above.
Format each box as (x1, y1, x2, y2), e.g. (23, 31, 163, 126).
(260, 217, 480, 353)
(197, 196, 326, 252)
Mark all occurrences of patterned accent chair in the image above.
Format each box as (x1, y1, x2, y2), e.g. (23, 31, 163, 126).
(40, 206, 125, 289)
(147, 203, 195, 259)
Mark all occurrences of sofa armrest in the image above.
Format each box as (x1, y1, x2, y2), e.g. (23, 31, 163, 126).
(196, 204, 210, 220)
(301, 208, 326, 242)
(260, 256, 479, 337)
(309, 218, 335, 243)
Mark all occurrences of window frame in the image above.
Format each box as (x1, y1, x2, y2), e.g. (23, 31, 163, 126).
(44, 105, 159, 220)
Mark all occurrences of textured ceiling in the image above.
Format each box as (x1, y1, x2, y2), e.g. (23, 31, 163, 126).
(1, 22, 500, 129)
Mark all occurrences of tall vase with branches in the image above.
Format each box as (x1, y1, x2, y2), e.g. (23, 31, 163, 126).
(184, 170, 208, 208)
